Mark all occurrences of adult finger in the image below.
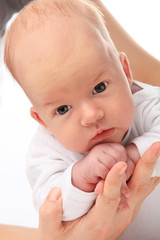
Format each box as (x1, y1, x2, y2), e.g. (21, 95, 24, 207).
(129, 142, 160, 187)
(39, 187, 62, 240)
(92, 162, 127, 223)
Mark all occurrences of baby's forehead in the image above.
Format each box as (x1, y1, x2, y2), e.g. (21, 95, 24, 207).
(10, 1, 98, 38)
(8, 2, 100, 55)
(9, 5, 110, 69)
(5, 0, 113, 66)
(4, 0, 117, 102)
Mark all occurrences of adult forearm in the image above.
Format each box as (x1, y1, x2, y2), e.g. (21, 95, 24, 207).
(0, 224, 38, 240)
(92, 0, 160, 86)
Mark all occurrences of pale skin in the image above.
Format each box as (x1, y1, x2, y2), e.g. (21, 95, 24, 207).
(30, 34, 138, 195)
(7, 0, 140, 197)
(1, 0, 160, 239)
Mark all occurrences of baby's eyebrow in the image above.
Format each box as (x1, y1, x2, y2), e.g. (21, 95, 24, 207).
(44, 100, 58, 108)
(92, 70, 106, 84)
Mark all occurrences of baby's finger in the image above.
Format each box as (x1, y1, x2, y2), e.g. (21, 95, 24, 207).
(104, 143, 127, 163)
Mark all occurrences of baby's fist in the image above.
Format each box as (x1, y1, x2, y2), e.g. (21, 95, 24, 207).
(72, 143, 127, 192)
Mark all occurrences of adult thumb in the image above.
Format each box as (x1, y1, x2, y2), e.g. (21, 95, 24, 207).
(39, 187, 63, 240)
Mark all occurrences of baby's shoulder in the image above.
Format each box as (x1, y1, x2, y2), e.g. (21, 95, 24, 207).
(132, 80, 160, 105)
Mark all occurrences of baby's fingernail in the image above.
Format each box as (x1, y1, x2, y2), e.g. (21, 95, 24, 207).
(119, 166, 127, 176)
(47, 187, 61, 201)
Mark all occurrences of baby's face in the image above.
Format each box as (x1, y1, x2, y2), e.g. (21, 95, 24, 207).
(29, 33, 134, 152)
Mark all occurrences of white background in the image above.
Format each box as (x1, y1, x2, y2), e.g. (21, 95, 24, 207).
(0, 0, 160, 228)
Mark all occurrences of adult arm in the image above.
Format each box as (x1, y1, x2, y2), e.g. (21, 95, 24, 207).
(0, 224, 38, 240)
(92, 0, 160, 86)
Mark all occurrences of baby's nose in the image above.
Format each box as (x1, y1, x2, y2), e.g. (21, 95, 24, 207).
(80, 103, 104, 127)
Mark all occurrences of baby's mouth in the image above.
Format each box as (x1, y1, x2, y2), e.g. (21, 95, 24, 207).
(92, 128, 114, 141)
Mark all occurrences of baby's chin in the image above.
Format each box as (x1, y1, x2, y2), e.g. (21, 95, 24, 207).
(70, 142, 102, 153)
(63, 142, 93, 153)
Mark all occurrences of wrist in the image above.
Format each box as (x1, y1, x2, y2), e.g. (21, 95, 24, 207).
(72, 161, 96, 192)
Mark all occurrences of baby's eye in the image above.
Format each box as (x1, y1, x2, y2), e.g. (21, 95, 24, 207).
(56, 105, 71, 115)
(93, 81, 107, 94)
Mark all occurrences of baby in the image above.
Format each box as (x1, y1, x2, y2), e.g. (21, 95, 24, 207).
(4, 0, 160, 221)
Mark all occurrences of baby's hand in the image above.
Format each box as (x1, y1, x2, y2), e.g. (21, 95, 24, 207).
(72, 143, 128, 193)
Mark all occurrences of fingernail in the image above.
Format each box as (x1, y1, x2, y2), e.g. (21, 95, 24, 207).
(119, 166, 127, 176)
(47, 187, 61, 201)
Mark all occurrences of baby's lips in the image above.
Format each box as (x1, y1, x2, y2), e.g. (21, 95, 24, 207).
(92, 128, 114, 141)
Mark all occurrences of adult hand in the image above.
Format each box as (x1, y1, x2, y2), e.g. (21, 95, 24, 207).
(39, 142, 160, 240)
(127, 142, 160, 219)
(39, 161, 128, 240)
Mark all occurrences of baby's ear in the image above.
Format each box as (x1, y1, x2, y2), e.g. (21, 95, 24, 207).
(119, 52, 133, 87)
(30, 107, 47, 128)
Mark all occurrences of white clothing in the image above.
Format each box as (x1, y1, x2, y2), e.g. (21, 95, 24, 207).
(26, 81, 160, 222)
